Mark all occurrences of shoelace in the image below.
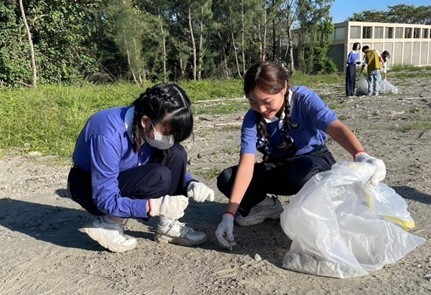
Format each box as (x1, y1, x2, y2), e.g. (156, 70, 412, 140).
(249, 197, 277, 214)
(165, 220, 192, 236)
(249, 205, 264, 214)
(110, 220, 127, 235)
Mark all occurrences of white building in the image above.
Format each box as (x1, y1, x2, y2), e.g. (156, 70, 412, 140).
(327, 21, 431, 72)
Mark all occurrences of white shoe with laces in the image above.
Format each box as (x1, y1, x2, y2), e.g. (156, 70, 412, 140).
(155, 219, 207, 246)
(83, 216, 137, 252)
(235, 195, 284, 226)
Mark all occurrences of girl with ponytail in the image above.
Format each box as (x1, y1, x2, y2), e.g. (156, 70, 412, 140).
(216, 61, 386, 250)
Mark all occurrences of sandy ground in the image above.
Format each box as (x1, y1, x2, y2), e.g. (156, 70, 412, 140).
(1, 73, 431, 295)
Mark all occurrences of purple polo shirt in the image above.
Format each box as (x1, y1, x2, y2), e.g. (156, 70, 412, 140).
(241, 86, 338, 160)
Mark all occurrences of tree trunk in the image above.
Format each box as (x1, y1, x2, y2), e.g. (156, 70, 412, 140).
(262, 6, 267, 61)
(240, 0, 246, 75)
(123, 30, 137, 84)
(133, 38, 143, 85)
(272, 0, 276, 60)
(159, 9, 167, 82)
(218, 32, 230, 78)
(188, 6, 197, 80)
(198, 14, 204, 80)
(19, 0, 37, 88)
(283, 2, 296, 74)
(232, 33, 242, 78)
(288, 29, 295, 74)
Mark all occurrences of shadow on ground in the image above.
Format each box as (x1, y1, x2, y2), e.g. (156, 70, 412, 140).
(0, 197, 97, 250)
(393, 185, 431, 205)
(0, 191, 293, 267)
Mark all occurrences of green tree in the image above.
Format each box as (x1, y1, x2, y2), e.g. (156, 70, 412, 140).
(349, 4, 431, 25)
(211, 0, 243, 78)
(0, 0, 102, 85)
(0, 1, 32, 86)
(107, 0, 147, 85)
(29, 0, 101, 83)
(296, 0, 335, 74)
(19, 0, 37, 88)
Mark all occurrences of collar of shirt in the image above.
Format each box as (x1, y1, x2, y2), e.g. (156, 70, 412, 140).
(124, 106, 134, 142)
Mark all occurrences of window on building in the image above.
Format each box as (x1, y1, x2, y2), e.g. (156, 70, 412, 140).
(350, 26, 361, 39)
(395, 27, 403, 38)
(405, 27, 412, 38)
(414, 28, 421, 38)
(385, 27, 394, 38)
(424, 29, 429, 39)
(363, 26, 372, 39)
(334, 27, 346, 40)
(374, 27, 383, 38)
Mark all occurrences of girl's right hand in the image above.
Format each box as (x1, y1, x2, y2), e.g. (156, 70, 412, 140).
(149, 195, 189, 219)
(215, 213, 236, 250)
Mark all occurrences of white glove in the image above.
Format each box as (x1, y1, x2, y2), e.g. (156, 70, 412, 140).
(215, 213, 235, 250)
(149, 195, 189, 220)
(354, 152, 386, 186)
(187, 181, 215, 202)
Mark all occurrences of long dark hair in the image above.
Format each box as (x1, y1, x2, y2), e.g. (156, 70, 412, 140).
(352, 42, 361, 51)
(244, 61, 296, 160)
(130, 83, 193, 152)
(381, 50, 390, 63)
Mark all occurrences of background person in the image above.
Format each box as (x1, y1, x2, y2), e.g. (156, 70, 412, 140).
(215, 61, 386, 250)
(360, 45, 384, 96)
(345, 42, 361, 97)
(380, 50, 391, 79)
(68, 83, 215, 252)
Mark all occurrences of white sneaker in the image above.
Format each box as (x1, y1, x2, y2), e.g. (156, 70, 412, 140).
(155, 220, 207, 246)
(235, 195, 284, 226)
(83, 216, 137, 252)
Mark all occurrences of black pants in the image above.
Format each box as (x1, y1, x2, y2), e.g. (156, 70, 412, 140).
(345, 63, 357, 96)
(217, 146, 336, 216)
(67, 143, 188, 216)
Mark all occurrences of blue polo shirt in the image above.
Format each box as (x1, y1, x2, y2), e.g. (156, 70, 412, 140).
(240, 86, 338, 160)
(72, 106, 192, 218)
(347, 50, 360, 65)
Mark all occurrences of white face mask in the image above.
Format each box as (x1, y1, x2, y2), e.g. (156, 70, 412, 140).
(144, 122, 175, 150)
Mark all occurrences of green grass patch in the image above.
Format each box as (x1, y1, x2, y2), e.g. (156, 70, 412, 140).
(0, 83, 142, 158)
(193, 100, 249, 116)
(193, 167, 222, 181)
(0, 69, 424, 160)
(388, 65, 431, 79)
(178, 79, 243, 102)
(392, 120, 431, 132)
(290, 72, 344, 88)
(0, 81, 245, 158)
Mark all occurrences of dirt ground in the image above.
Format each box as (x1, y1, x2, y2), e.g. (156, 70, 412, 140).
(1, 73, 431, 295)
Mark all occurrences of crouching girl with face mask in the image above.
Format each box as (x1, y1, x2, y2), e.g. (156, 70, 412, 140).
(67, 83, 214, 252)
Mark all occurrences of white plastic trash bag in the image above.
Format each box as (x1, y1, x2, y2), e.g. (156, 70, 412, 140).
(356, 74, 368, 96)
(379, 78, 399, 94)
(280, 161, 425, 278)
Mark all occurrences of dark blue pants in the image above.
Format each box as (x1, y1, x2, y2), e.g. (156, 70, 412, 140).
(217, 146, 336, 216)
(67, 143, 188, 216)
(345, 63, 357, 96)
